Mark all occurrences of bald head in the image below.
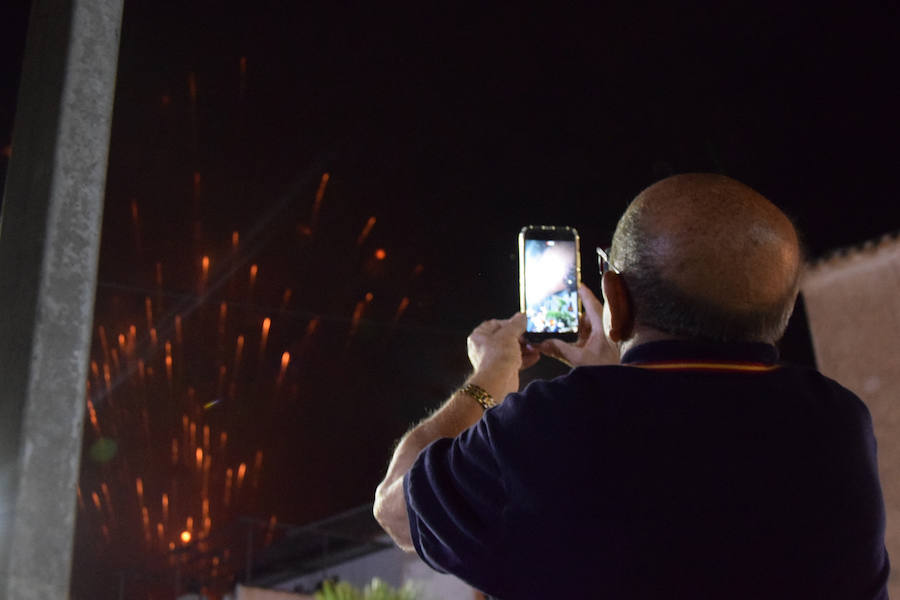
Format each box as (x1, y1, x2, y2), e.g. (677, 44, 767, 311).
(610, 173, 802, 344)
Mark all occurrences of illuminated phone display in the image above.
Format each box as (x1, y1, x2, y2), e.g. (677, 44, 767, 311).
(519, 227, 580, 342)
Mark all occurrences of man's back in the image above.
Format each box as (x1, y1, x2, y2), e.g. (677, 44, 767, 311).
(404, 341, 890, 598)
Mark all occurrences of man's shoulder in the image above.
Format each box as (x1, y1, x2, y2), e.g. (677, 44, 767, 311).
(775, 363, 875, 424)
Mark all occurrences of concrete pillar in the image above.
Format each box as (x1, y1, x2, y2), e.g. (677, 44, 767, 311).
(802, 235, 900, 597)
(0, 0, 122, 598)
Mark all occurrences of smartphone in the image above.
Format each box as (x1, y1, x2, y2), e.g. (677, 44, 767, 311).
(518, 226, 581, 343)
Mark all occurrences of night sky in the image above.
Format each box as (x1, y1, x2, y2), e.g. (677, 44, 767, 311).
(2, 2, 899, 598)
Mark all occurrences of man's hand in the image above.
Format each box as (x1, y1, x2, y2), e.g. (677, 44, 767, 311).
(536, 283, 619, 367)
(466, 313, 540, 399)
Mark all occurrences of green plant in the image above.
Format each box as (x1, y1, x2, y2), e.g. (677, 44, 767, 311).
(314, 578, 419, 600)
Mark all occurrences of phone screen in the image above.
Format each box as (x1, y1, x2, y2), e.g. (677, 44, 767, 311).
(523, 237, 579, 335)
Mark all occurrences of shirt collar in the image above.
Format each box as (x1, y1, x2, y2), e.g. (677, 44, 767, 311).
(621, 339, 779, 371)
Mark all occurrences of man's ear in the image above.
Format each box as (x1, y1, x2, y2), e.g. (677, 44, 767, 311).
(601, 271, 634, 343)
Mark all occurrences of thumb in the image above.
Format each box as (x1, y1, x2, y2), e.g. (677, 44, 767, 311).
(501, 312, 527, 335)
(536, 338, 578, 367)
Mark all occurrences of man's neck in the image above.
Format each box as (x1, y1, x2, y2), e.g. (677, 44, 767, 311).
(616, 327, 684, 361)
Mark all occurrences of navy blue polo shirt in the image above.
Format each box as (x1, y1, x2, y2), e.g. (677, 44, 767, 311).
(404, 340, 890, 599)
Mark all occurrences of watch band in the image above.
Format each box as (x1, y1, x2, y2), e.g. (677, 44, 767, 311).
(461, 383, 498, 410)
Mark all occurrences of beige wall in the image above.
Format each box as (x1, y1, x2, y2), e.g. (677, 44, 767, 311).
(802, 235, 900, 595)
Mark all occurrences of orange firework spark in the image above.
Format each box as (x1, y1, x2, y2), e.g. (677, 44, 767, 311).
(91, 491, 101, 511)
(101, 482, 113, 514)
(306, 318, 319, 336)
(374, 248, 386, 260)
(217, 365, 227, 398)
(175, 315, 183, 346)
(275, 353, 289, 391)
(233, 335, 244, 374)
(201, 255, 210, 290)
(195, 447, 203, 470)
(349, 297, 368, 337)
(220, 432, 227, 452)
(249, 264, 258, 290)
(264, 515, 277, 546)
(145, 297, 153, 330)
(356, 216, 376, 245)
(98, 326, 110, 364)
(236, 463, 246, 488)
(86, 399, 100, 435)
(76, 485, 85, 512)
(136, 477, 144, 502)
(232, 230, 239, 249)
(281, 288, 292, 310)
(203, 456, 212, 498)
(224, 468, 233, 507)
(162, 493, 169, 523)
(218, 302, 228, 339)
(259, 317, 271, 357)
(150, 327, 158, 347)
(252, 450, 263, 488)
(310, 172, 330, 232)
(394, 296, 410, 322)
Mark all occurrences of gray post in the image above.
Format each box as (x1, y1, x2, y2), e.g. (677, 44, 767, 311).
(0, 0, 123, 598)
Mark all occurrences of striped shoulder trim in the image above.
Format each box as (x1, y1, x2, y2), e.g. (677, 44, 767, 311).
(632, 361, 779, 373)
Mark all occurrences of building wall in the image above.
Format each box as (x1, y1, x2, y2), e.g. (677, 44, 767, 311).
(801, 235, 900, 596)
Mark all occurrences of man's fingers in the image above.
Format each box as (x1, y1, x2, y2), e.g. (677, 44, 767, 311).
(579, 283, 604, 326)
(500, 312, 527, 335)
(473, 319, 502, 334)
(520, 342, 541, 370)
(536, 339, 576, 367)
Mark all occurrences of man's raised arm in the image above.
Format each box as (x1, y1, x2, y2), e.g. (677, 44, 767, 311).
(373, 314, 534, 550)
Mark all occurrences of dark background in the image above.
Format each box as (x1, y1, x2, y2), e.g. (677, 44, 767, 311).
(2, 2, 898, 598)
